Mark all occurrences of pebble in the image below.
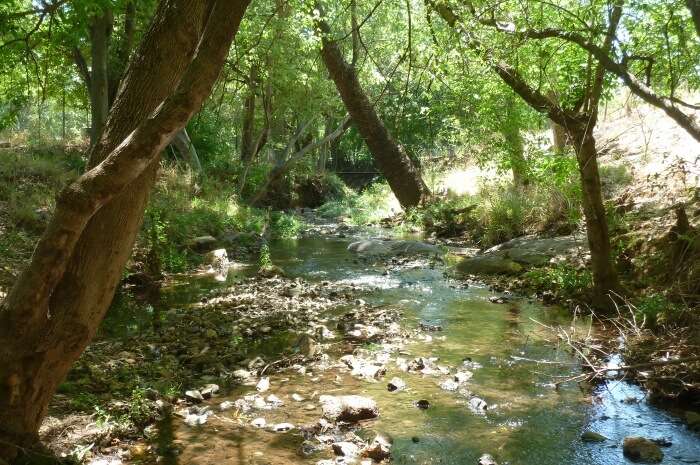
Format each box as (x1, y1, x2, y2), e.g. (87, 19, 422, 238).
(219, 400, 235, 411)
(415, 399, 430, 409)
(272, 422, 294, 432)
(185, 390, 204, 403)
(251, 417, 266, 428)
(256, 377, 270, 392)
(387, 377, 406, 392)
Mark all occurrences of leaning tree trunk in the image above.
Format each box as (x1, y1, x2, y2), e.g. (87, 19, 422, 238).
(89, 10, 111, 145)
(171, 127, 202, 173)
(0, 1, 250, 460)
(571, 127, 620, 301)
(318, 22, 430, 208)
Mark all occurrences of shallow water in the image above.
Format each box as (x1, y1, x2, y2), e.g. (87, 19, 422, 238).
(128, 234, 700, 465)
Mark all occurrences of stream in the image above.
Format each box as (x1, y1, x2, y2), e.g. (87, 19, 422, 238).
(124, 230, 699, 465)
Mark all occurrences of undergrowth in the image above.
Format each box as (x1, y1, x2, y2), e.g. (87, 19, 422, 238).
(317, 182, 400, 225)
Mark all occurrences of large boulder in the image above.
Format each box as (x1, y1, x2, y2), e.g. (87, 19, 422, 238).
(484, 235, 587, 266)
(203, 248, 229, 270)
(456, 255, 523, 275)
(623, 437, 663, 463)
(189, 235, 218, 252)
(347, 240, 393, 256)
(320, 395, 379, 422)
(455, 235, 588, 275)
(348, 239, 442, 258)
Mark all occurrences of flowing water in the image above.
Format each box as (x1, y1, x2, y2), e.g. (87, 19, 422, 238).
(128, 233, 699, 465)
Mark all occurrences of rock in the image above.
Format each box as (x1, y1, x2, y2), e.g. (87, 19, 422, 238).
(686, 411, 700, 431)
(468, 397, 488, 412)
(581, 431, 607, 442)
(320, 395, 379, 422)
(185, 390, 204, 403)
(484, 235, 587, 266)
(257, 264, 285, 277)
(248, 356, 266, 370)
(347, 239, 442, 257)
(362, 435, 391, 461)
(488, 296, 509, 304)
(272, 422, 295, 432)
(415, 400, 430, 409)
(291, 393, 305, 402)
(454, 371, 473, 383)
(203, 248, 229, 269)
(388, 240, 442, 257)
(184, 410, 210, 426)
(232, 369, 252, 380)
(456, 255, 523, 275)
(332, 442, 360, 458)
(256, 377, 270, 392)
(189, 235, 218, 252)
(387, 377, 406, 392)
(478, 453, 498, 465)
(408, 357, 426, 372)
(266, 394, 284, 407)
(296, 334, 321, 358)
(251, 417, 266, 428)
(623, 437, 664, 463)
(440, 379, 460, 391)
(220, 231, 258, 247)
(347, 240, 393, 256)
(219, 401, 235, 411)
(282, 286, 302, 297)
(420, 321, 443, 331)
(252, 396, 268, 409)
(200, 383, 220, 399)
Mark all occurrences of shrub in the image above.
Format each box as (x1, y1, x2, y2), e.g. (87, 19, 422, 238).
(524, 264, 593, 299)
(633, 294, 689, 328)
(317, 181, 399, 225)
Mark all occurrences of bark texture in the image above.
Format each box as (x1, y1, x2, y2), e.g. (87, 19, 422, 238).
(317, 19, 430, 208)
(0, 0, 250, 460)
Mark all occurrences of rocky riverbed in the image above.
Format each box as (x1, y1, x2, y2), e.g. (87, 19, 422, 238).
(41, 225, 700, 465)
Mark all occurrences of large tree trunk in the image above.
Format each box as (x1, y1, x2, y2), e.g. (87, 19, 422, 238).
(317, 21, 430, 208)
(571, 127, 620, 301)
(0, 1, 250, 460)
(241, 63, 259, 162)
(500, 96, 528, 187)
(89, 10, 111, 145)
(546, 91, 568, 152)
(501, 124, 527, 187)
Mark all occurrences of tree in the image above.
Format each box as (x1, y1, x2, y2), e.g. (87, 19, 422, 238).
(315, 7, 431, 209)
(427, 0, 623, 303)
(0, 0, 251, 460)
